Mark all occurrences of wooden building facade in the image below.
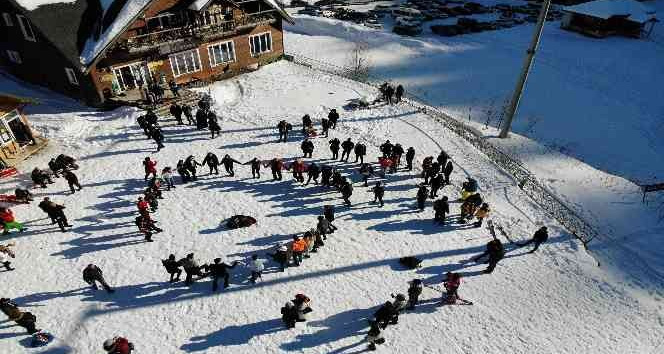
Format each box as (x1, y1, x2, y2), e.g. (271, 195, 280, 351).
(0, 0, 293, 106)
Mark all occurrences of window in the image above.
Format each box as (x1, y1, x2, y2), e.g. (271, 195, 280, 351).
(249, 32, 272, 56)
(65, 67, 78, 85)
(169, 49, 202, 77)
(16, 14, 36, 41)
(2, 13, 12, 26)
(207, 41, 235, 67)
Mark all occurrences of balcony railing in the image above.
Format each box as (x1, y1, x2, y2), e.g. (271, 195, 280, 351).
(114, 11, 278, 54)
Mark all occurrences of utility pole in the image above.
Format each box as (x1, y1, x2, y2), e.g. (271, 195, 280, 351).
(499, 0, 552, 138)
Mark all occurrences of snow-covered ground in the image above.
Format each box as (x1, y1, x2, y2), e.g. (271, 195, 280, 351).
(283, 0, 664, 305)
(1, 61, 662, 353)
(285, 0, 664, 184)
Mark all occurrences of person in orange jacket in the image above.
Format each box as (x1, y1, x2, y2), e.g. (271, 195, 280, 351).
(291, 236, 307, 266)
(0, 208, 24, 235)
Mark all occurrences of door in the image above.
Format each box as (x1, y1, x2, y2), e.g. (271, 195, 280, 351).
(4, 113, 30, 146)
(113, 62, 150, 92)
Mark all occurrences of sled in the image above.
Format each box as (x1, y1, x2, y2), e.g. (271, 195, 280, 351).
(0, 167, 18, 179)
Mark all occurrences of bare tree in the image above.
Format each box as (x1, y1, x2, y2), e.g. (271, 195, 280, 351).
(346, 41, 371, 82)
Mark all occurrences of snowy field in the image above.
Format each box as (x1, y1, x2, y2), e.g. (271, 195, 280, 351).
(285, 0, 664, 184)
(283, 0, 664, 306)
(1, 61, 662, 353)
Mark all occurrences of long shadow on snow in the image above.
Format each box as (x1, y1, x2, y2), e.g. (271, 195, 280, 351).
(180, 318, 284, 351)
(280, 307, 374, 352)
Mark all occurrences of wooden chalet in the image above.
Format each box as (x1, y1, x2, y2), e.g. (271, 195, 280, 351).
(561, 0, 658, 38)
(0, 94, 47, 167)
(0, 0, 294, 106)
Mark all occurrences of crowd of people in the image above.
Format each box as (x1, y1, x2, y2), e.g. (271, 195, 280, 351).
(0, 84, 554, 353)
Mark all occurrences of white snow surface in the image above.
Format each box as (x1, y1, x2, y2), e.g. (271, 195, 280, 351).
(563, 0, 657, 23)
(14, 0, 77, 11)
(80, 0, 152, 67)
(0, 61, 663, 353)
(283, 0, 664, 292)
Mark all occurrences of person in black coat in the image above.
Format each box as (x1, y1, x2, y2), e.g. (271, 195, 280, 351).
(170, 103, 183, 125)
(195, 109, 208, 130)
(395, 84, 404, 103)
(371, 182, 385, 207)
(341, 182, 353, 206)
(63, 170, 82, 194)
(281, 301, 298, 329)
(517, 226, 549, 253)
(354, 143, 366, 164)
(405, 147, 415, 171)
(202, 152, 220, 175)
(208, 258, 238, 291)
(151, 127, 165, 152)
(429, 174, 443, 199)
(443, 160, 453, 185)
(221, 155, 242, 176)
(145, 109, 158, 126)
(321, 118, 330, 137)
(208, 112, 221, 139)
(162, 254, 182, 283)
(182, 104, 194, 125)
(407, 279, 423, 309)
(83, 264, 114, 293)
(277, 120, 290, 142)
(321, 165, 333, 186)
(244, 158, 262, 179)
(38, 197, 71, 231)
(301, 114, 312, 133)
(184, 156, 201, 180)
(264, 158, 283, 181)
(473, 239, 504, 274)
(433, 196, 449, 224)
(380, 140, 393, 158)
(329, 138, 340, 160)
(391, 144, 404, 168)
(341, 138, 354, 162)
(301, 139, 314, 158)
(416, 185, 428, 211)
(328, 109, 339, 129)
(176, 160, 191, 183)
(385, 85, 395, 105)
(305, 162, 320, 185)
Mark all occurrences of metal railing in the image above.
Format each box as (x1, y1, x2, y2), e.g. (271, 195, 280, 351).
(284, 52, 602, 246)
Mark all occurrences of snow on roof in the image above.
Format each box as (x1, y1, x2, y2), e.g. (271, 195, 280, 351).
(265, 0, 295, 23)
(79, 0, 152, 67)
(188, 0, 212, 11)
(563, 0, 657, 24)
(14, 0, 77, 11)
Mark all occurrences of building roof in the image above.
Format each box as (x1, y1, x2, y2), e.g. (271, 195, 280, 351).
(13, 0, 77, 11)
(11, 0, 294, 72)
(0, 94, 31, 118)
(563, 0, 657, 24)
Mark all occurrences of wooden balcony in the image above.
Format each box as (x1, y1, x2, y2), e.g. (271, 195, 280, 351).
(113, 11, 278, 55)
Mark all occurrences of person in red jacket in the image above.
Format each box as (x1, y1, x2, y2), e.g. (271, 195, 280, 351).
(136, 197, 150, 218)
(143, 157, 157, 181)
(1, 208, 24, 235)
(103, 336, 134, 354)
